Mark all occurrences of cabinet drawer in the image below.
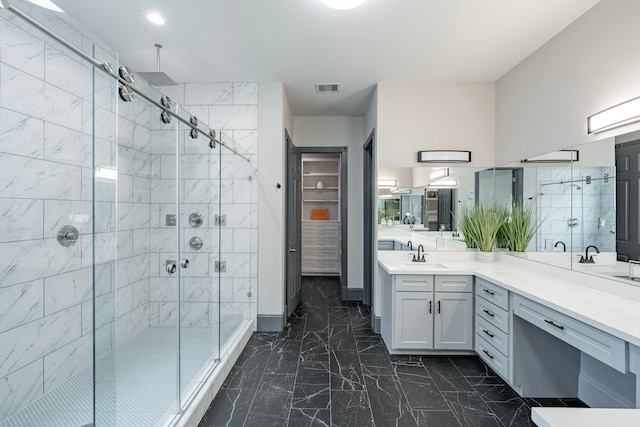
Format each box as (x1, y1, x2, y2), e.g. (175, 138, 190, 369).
(436, 275, 473, 292)
(303, 260, 340, 272)
(302, 222, 340, 232)
(476, 297, 510, 334)
(394, 275, 434, 292)
(302, 238, 340, 249)
(476, 334, 510, 381)
(475, 278, 509, 311)
(512, 295, 626, 373)
(476, 317, 509, 356)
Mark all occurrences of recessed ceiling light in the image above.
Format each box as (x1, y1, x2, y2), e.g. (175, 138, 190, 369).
(321, 0, 368, 10)
(26, 0, 63, 12)
(146, 12, 166, 25)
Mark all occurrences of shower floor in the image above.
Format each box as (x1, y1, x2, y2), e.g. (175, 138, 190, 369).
(1, 324, 241, 427)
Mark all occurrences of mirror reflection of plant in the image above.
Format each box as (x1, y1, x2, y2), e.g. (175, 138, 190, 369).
(495, 205, 510, 249)
(503, 201, 540, 252)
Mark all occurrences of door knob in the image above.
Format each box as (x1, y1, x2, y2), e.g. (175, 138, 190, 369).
(181, 259, 189, 269)
(288, 248, 296, 253)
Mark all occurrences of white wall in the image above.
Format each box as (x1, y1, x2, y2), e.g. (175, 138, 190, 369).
(376, 82, 495, 168)
(257, 83, 287, 318)
(293, 116, 365, 290)
(496, 0, 640, 165)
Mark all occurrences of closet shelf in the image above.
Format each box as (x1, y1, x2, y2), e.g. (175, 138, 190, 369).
(303, 200, 339, 203)
(303, 173, 339, 177)
(302, 186, 339, 190)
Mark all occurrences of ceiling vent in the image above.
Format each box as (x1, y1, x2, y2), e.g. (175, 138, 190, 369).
(315, 83, 340, 93)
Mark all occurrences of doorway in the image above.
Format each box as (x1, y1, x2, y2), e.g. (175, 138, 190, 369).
(363, 130, 375, 307)
(286, 143, 348, 315)
(615, 140, 640, 261)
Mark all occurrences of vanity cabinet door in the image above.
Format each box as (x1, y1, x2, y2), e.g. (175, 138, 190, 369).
(394, 291, 434, 349)
(434, 292, 473, 350)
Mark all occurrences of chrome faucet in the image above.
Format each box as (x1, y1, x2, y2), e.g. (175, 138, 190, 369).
(412, 244, 426, 262)
(554, 241, 566, 252)
(579, 245, 600, 263)
(407, 240, 413, 250)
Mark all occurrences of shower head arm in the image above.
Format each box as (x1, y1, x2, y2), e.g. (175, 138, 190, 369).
(155, 43, 162, 72)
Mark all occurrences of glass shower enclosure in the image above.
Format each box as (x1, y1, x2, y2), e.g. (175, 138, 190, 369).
(0, 1, 254, 426)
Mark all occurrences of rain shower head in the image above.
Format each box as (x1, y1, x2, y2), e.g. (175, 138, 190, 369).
(137, 44, 177, 86)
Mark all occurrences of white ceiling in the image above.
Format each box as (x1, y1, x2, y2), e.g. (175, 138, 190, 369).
(54, 0, 600, 116)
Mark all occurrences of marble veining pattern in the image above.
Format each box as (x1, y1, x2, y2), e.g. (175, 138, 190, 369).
(200, 277, 589, 427)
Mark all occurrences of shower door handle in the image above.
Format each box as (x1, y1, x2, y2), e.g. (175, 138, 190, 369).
(166, 263, 177, 274)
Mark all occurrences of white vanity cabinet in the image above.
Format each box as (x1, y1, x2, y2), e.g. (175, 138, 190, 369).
(381, 273, 473, 353)
(475, 277, 513, 381)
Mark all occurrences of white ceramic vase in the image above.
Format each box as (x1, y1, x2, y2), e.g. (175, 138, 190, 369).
(477, 251, 495, 263)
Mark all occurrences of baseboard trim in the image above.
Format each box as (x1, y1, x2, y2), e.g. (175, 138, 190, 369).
(578, 372, 633, 408)
(372, 314, 381, 334)
(257, 314, 285, 332)
(341, 286, 363, 301)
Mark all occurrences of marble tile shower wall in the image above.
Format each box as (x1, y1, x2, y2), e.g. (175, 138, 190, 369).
(147, 83, 258, 331)
(0, 5, 123, 421)
(535, 167, 615, 253)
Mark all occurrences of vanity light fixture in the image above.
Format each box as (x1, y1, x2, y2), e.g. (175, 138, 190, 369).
(418, 150, 471, 163)
(521, 150, 578, 163)
(429, 179, 457, 188)
(146, 11, 166, 25)
(429, 168, 450, 181)
(377, 180, 397, 187)
(588, 95, 640, 134)
(320, 0, 368, 10)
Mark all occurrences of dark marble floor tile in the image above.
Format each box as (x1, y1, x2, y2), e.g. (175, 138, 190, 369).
(559, 398, 589, 408)
(448, 356, 497, 378)
(264, 340, 302, 374)
(329, 324, 357, 351)
(292, 384, 331, 409)
(523, 397, 566, 408)
(306, 310, 329, 332)
(279, 316, 306, 341)
(301, 331, 329, 362)
(329, 350, 365, 391)
(331, 391, 374, 427)
(288, 408, 331, 427)
(397, 373, 448, 411)
(359, 353, 395, 376)
(329, 307, 352, 324)
(355, 335, 388, 355)
(198, 389, 254, 427)
(351, 319, 375, 337)
(296, 361, 330, 385)
(473, 383, 521, 402)
(393, 362, 430, 378)
(244, 413, 288, 427)
(348, 303, 371, 319)
(465, 376, 505, 387)
(249, 374, 295, 420)
(364, 373, 418, 427)
(486, 399, 535, 427)
(422, 357, 474, 392)
(414, 410, 461, 427)
(221, 364, 264, 390)
(441, 392, 502, 427)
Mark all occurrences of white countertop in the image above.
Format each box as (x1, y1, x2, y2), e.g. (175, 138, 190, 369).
(377, 251, 640, 348)
(532, 408, 640, 427)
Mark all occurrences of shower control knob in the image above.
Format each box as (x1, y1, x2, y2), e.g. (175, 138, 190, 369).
(166, 263, 177, 274)
(181, 259, 189, 269)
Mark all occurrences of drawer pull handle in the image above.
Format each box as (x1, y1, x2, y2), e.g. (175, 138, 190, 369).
(483, 288, 495, 296)
(482, 309, 495, 317)
(482, 349, 494, 360)
(482, 329, 494, 338)
(544, 319, 565, 330)
(429, 300, 432, 314)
